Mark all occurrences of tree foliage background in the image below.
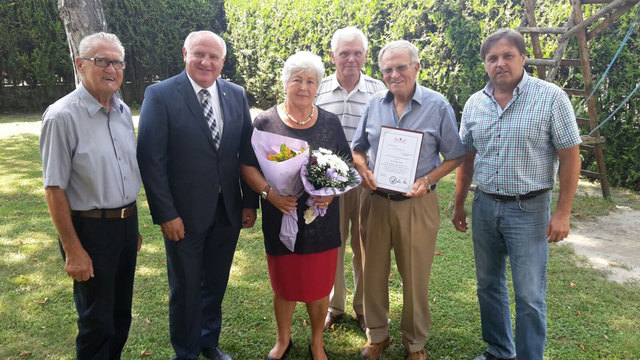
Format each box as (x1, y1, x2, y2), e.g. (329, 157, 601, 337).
(104, 0, 227, 104)
(0, 0, 226, 108)
(0, 0, 639, 190)
(0, 0, 72, 109)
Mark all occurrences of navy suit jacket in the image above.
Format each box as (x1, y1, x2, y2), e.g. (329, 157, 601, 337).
(137, 71, 258, 233)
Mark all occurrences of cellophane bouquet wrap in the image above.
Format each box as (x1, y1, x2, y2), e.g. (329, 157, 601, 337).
(251, 128, 309, 251)
(300, 147, 361, 224)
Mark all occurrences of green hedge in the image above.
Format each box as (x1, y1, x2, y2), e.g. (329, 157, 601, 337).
(0, 0, 226, 109)
(224, 0, 534, 113)
(224, 0, 640, 191)
(0, 1, 72, 88)
(1, 0, 638, 190)
(104, 0, 227, 105)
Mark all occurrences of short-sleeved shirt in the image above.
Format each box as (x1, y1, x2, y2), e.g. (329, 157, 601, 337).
(459, 71, 582, 195)
(40, 84, 141, 210)
(316, 73, 386, 143)
(351, 84, 465, 181)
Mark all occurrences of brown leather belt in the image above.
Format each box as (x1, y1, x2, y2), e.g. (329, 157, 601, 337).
(485, 188, 551, 201)
(372, 184, 436, 201)
(71, 203, 137, 219)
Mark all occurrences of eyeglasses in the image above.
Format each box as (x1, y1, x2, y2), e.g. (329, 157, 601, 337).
(82, 57, 126, 70)
(381, 63, 413, 76)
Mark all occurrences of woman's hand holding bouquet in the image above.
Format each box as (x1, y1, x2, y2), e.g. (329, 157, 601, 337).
(301, 147, 361, 224)
(251, 129, 309, 251)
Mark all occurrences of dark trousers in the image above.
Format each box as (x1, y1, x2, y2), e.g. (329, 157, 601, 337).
(165, 198, 241, 360)
(61, 214, 138, 360)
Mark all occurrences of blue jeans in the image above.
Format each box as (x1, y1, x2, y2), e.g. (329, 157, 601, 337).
(471, 190, 551, 360)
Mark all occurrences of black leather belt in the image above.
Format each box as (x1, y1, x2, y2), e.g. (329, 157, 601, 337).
(372, 183, 436, 201)
(71, 203, 137, 219)
(484, 188, 551, 201)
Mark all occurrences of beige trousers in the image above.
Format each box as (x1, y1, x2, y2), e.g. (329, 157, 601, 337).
(329, 186, 365, 316)
(360, 189, 440, 352)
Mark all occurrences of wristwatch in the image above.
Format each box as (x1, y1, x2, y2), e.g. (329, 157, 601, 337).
(261, 184, 271, 200)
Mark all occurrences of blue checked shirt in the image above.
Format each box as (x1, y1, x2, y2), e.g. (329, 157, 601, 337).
(459, 71, 582, 196)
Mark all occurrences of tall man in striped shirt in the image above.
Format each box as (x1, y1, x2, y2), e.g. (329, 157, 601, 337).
(452, 29, 582, 360)
(315, 26, 386, 333)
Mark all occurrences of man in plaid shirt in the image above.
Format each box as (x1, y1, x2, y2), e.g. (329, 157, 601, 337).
(452, 29, 582, 360)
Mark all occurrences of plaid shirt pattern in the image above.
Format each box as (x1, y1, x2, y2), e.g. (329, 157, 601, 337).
(460, 72, 582, 195)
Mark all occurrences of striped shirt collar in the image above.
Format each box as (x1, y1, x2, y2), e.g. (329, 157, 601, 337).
(327, 72, 370, 94)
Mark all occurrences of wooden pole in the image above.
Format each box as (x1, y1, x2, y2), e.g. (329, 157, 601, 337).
(58, 0, 107, 86)
(523, 0, 546, 78)
(572, 0, 611, 198)
(560, 0, 631, 42)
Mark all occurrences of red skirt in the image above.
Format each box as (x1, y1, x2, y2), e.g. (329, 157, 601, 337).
(266, 248, 338, 302)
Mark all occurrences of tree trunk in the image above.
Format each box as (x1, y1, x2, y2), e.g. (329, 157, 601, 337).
(58, 0, 107, 86)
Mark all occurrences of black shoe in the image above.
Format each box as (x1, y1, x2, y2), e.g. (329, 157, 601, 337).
(308, 341, 328, 360)
(266, 339, 293, 360)
(472, 351, 515, 360)
(200, 347, 233, 360)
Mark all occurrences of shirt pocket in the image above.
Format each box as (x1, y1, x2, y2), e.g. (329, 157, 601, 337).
(512, 102, 551, 150)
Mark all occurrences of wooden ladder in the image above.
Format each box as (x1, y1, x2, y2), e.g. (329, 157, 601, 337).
(517, 0, 639, 199)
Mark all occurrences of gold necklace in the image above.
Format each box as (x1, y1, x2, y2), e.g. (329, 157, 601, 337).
(284, 103, 314, 125)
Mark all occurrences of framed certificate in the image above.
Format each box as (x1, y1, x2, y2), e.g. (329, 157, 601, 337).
(373, 126, 423, 193)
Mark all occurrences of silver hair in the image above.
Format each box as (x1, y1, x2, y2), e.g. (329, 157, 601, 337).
(378, 40, 419, 68)
(331, 26, 368, 52)
(183, 31, 227, 57)
(281, 51, 325, 89)
(78, 32, 125, 58)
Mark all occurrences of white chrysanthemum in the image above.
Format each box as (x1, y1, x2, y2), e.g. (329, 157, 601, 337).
(316, 153, 329, 167)
(313, 149, 350, 176)
(328, 154, 349, 175)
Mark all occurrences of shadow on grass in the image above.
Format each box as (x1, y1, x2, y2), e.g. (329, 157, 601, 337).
(0, 134, 78, 358)
(2, 135, 640, 359)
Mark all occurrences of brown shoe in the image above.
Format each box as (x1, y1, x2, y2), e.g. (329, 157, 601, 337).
(323, 311, 342, 331)
(356, 314, 366, 333)
(360, 336, 390, 360)
(407, 349, 426, 360)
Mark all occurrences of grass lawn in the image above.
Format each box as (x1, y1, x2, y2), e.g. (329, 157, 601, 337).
(1, 130, 639, 359)
(0, 113, 43, 124)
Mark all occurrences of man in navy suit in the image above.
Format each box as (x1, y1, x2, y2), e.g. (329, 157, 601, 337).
(137, 30, 258, 360)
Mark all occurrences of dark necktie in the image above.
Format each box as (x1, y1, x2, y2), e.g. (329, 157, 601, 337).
(199, 89, 221, 149)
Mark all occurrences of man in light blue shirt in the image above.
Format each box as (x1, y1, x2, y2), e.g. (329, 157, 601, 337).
(352, 40, 464, 360)
(452, 29, 582, 360)
(40, 32, 141, 359)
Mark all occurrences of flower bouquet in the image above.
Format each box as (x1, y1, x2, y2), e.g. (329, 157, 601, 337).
(268, 143, 308, 162)
(251, 129, 309, 251)
(301, 147, 361, 224)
